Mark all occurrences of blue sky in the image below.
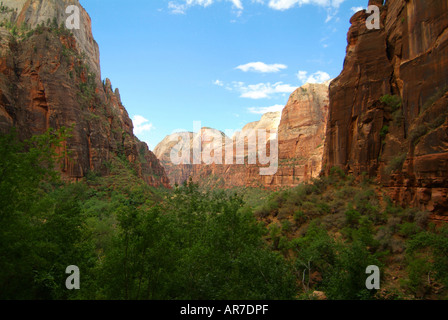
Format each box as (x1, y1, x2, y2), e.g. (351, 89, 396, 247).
(80, 0, 366, 149)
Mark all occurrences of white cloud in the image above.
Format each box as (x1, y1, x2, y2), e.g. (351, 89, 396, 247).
(268, 0, 346, 11)
(168, 0, 346, 14)
(236, 62, 287, 73)
(168, 0, 242, 14)
(132, 115, 154, 135)
(230, 0, 244, 9)
(297, 70, 330, 84)
(248, 104, 284, 114)
(233, 81, 297, 99)
(214, 79, 224, 86)
(351, 6, 364, 13)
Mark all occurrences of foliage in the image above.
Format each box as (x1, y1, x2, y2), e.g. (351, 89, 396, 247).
(1, 129, 446, 300)
(0, 129, 94, 299)
(380, 125, 389, 140)
(405, 226, 448, 293)
(380, 94, 402, 113)
(385, 152, 407, 175)
(93, 180, 297, 299)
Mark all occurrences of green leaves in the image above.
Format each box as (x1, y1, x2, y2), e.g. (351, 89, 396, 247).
(94, 180, 296, 300)
(0, 129, 93, 300)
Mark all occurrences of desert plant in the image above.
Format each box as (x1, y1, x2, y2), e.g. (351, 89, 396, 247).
(380, 94, 402, 113)
(409, 124, 428, 146)
(385, 152, 407, 174)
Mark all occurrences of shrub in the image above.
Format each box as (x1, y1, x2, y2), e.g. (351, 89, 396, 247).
(399, 222, 419, 238)
(403, 257, 432, 297)
(380, 94, 402, 113)
(294, 210, 306, 224)
(385, 152, 407, 174)
(281, 219, 293, 233)
(409, 124, 428, 146)
(414, 211, 429, 229)
(345, 206, 361, 227)
(330, 166, 346, 180)
(380, 125, 389, 140)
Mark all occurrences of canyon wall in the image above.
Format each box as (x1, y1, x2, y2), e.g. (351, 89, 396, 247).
(0, 0, 170, 187)
(155, 82, 329, 188)
(323, 0, 448, 217)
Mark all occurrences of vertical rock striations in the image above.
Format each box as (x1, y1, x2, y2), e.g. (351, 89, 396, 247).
(0, 0, 170, 187)
(323, 0, 448, 216)
(154, 82, 329, 188)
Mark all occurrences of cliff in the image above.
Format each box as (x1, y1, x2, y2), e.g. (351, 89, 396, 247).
(0, 0, 170, 187)
(323, 0, 448, 217)
(155, 82, 329, 188)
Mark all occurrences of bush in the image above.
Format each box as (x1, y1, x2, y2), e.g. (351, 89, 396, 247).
(323, 240, 383, 300)
(380, 94, 402, 113)
(386, 152, 407, 174)
(380, 125, 389, 140)
(330, 166, 346, 180)
(409, 124, 428, 146)
(281, 219, 293, 233)
(294, 210, 306, 224)
(399, 222, 419, 238)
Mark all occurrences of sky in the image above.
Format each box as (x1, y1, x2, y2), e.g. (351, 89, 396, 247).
(80, 0, 367, 150)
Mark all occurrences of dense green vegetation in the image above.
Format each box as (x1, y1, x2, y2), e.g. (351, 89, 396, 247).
(1, 130, 447, 300)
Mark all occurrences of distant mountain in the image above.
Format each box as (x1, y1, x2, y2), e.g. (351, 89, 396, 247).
(154, 82, 329, 188)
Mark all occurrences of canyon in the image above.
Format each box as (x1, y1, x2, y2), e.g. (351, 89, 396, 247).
(155, 0, 448, 218)
(0, 0, 447, 218)
(154, 82, 329, 189)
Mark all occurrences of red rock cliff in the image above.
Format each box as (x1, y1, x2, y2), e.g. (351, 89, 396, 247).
(0, 0, 170, 188)
(155, 82, 329, 188)
(323, 0, 448, 216)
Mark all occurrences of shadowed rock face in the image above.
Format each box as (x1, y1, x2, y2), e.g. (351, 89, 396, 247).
(323, 0, 448, 217)
(0, 0, 170, 187)
(155, 83, 329, 188)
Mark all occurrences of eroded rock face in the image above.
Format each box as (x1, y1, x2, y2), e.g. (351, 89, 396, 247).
(155, 83, 329, 188)
(0, 0, 100, 78)
(323, 0, 448, 216)
(276, 82, 329, 185)
(0, 0, 170, 188)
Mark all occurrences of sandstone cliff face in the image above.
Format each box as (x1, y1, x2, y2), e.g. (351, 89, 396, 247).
(155, 83, 329, 188)
(0, 0, 100, 78)
(323, 0, 448, 216)
(0, 0, 170, 188)
(275, 82, 329, 185)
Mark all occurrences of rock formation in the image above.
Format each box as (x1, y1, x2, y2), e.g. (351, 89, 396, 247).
(0, 0, 170, 187)
(155, 82, 329, 188)
(323, 0, 448, 217)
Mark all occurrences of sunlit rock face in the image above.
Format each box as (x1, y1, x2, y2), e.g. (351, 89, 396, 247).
(155, 82, 330, 189)
(0, 0, 170, 187)
(323, 0, 448, 217)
